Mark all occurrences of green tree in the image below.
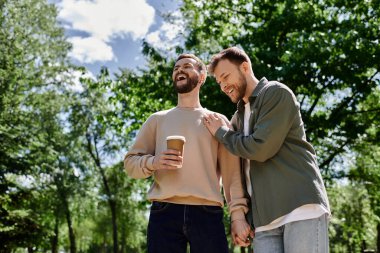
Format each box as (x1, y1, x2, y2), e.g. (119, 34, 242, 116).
(108, 0, 380, 179)
(86, 162, 148, 253)
(105, 1, 380, 252)
(328, 183, 378, 252)
(0, 0, 73, 250)
(67, 69, 148, 253)
(68, 70, 120, 253)
(179, 0, 380, 178)
(110, 43, 176, 136)
(349, 88, 380, 251)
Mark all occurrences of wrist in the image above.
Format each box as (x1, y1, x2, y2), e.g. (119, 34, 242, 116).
(231, 209, 246, 222)
(232, 219, 246, 222)
(147, 156, 156, 171)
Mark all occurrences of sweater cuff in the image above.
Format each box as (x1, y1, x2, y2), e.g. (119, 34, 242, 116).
(146, 156, 156, 171)
(230, 208, 246, 222)
(215, 126, 230, 142)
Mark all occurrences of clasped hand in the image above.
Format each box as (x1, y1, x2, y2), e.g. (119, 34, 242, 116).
(231, 219, 255, 247)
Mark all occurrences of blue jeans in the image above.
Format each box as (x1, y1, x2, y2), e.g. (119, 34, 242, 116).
(253, 214, 329, 253)
(147, 201, 228, 253)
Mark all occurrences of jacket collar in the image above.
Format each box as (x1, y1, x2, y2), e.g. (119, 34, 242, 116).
(237, 77, 268, 112)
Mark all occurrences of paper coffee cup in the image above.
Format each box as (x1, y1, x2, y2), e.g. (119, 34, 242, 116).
(166, 135, 186, 168)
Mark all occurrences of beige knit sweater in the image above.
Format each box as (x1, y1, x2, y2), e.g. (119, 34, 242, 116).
(124, 106, 248, 221)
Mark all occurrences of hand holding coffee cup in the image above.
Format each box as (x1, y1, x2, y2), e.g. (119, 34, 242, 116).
(166, 135, 186, 168)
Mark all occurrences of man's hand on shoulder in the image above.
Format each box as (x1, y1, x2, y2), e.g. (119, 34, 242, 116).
(203, 113, 231, 136)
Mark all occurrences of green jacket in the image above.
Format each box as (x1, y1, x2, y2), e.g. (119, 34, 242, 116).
(215, 77, 330, 228)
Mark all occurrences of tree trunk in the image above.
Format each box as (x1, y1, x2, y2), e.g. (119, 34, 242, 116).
(96, 161, 118, 253)
(361, 240, 367, 253)
(120, 224, 126, 253)
(55, 175, 77, 253)
(377, 222, 380, 253)
(64, 194, 77, 253)
(51, 211, 59, 253)
(109, 198, 118, 253)
(86, 135, 118, 253)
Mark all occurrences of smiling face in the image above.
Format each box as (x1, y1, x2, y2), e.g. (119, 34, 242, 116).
(213, 59, 247, 103)
(172, 57, 202, 94)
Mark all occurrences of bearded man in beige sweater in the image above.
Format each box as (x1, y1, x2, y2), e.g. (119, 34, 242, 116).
(124, 54, 252, 253)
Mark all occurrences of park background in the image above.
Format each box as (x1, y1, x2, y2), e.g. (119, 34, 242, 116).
(1, 0, 379, 252)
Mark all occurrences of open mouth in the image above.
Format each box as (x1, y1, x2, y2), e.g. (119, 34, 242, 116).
(176, 74, 188, 81)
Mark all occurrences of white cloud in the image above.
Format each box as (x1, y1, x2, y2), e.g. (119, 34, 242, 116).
(146, 31, 160, 45)
(58, 68, 95, 93)
(58, 0, 155, 63)
(145, 11, 184, 51)
(68, 69, 96, 93)
(160, 22, 182, 41)
(68, 36, 115, 63)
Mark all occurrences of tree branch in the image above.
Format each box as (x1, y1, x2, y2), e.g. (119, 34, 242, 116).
(319, 139, 350, 170)
(219, 5, 266, 20)
(351, 108, 380, 114)
(85, 132, 99, 168)
(306, 81, 332, 118)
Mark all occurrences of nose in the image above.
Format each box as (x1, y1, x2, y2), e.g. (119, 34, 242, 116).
(175, 66, 186, 73)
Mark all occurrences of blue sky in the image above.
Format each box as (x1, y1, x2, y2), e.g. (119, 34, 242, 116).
(53, 0, 182, 75)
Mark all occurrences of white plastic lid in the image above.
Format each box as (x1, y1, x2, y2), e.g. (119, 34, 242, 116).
(166, 135, 186, 142)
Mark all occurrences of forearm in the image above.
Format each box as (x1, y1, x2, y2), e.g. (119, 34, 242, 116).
(219, 146, 249, 221)
(215, 126, 281, 162)
(124, 152, 155, 179)
(124, 115, 158, 178)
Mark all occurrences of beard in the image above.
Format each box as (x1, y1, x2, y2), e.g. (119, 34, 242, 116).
(230, 71, 248, 103)
(173, 73, 199, 94)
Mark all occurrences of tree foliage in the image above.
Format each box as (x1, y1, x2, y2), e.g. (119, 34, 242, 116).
(328, 183, 378, 252)
(180, 0, 380, 177)
(0, 0, 73, 250)
(348, 88, 380, 251)
(106, 0, 380, 251)
(1, 0, 379, 252)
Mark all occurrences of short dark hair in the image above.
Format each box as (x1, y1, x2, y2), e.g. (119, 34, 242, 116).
(175, 54, 206, 73)
(208, 47, 251, 75)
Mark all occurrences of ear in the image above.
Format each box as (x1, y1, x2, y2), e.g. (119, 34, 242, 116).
(199, 72, 207, 86)
(239, 61, 250, 74)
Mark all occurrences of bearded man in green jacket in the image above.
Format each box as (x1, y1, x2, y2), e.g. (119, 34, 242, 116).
(204, 46, 330, 253)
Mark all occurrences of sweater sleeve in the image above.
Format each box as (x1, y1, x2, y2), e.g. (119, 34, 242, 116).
(215, 85, 298, 162)
(124, 115, 157, 179)
(218, 114, 249, 221)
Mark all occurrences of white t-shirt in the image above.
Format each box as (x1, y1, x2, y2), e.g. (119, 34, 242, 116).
(243, 102, 329, 232)
(244, 102, 253, 196)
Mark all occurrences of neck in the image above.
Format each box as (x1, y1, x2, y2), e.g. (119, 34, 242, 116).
(243, 74, 259, 104)
(177, 90, 202, 108)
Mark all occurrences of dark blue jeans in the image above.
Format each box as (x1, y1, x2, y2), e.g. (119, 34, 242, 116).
(147, 201, 229, 253)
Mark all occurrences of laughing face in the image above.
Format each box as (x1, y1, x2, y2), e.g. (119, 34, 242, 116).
(172, 58, 201, 94)
(213, 59, 247, 103)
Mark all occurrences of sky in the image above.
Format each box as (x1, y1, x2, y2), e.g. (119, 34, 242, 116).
(52, 0, 183, 75)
